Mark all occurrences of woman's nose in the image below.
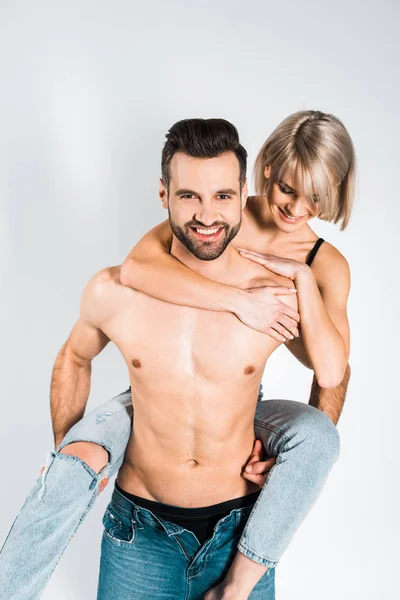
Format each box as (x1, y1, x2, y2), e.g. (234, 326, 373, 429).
(284, 199, 307, 216)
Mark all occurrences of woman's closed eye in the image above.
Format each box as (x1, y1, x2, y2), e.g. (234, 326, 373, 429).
(278, 182, 295, 196)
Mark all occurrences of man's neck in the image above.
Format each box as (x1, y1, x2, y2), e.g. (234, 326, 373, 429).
(170, 236, 237, 283)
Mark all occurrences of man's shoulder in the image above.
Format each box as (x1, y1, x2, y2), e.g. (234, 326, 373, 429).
(80, 265, 127, 325)
(84, 265, 124, 299)
(89, 265, 122, 286)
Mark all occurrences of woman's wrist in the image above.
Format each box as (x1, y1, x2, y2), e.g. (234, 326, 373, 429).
(223, 287, 249, 315)
(293, 262, 312, 283)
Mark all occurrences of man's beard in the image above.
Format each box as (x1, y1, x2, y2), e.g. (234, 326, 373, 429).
(168, 211, 241, 261)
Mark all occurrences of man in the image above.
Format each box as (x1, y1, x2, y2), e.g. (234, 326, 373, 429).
(64, 119, 335, 599)
(0, 119, 343, 600)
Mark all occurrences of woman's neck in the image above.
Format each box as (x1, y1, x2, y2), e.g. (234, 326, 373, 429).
(244, 195, 316, 244)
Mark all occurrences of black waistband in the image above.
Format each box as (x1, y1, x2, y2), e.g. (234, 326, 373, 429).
(115, 481, 261, 520)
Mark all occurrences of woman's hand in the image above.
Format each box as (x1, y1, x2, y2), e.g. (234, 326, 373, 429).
(236, 248, 308, 281)
(242, 439, 276, 487)
(237, 285, 300, 342)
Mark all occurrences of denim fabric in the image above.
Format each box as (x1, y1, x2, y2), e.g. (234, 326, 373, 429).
(0, 386, 340, 599)
(97, 484, 275, 600)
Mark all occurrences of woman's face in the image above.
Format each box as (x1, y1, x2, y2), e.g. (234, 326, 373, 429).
(264, 165, 321, 232)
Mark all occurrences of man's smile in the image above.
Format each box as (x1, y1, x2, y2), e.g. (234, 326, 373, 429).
(189, 226, 225, 240)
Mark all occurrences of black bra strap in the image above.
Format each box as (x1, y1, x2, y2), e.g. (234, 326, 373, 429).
(306, 238, 325, 267)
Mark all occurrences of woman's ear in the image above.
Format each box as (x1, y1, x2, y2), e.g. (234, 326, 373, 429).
(264, 165, 271, 179)
(159, 178, 168, 209)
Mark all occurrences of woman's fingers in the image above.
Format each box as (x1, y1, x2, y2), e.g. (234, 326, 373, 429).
(235, 247, 271, 259)
(265, 327, 287, 343)
(239, 251, 267, 265)
(268, 286, 297, 296)
(277, 315, 300, 338)
(271, 323, 295, 341)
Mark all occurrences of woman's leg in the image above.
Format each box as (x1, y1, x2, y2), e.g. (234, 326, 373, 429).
(237, 399, 340, 568)
(0, 388, 133, 600)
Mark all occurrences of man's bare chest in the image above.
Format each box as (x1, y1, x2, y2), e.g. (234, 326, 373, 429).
(101, 291, 278, 383)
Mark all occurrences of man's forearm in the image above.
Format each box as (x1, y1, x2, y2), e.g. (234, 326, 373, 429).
(50, 342, 91, 448)
(308, 363, 351, 425)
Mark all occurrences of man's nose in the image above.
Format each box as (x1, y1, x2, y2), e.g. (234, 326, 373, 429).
(195, 201, 218, 225)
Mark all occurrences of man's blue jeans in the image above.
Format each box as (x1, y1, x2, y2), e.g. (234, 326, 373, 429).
(0, 387, 340, 600)
(97, 484, 275, 599)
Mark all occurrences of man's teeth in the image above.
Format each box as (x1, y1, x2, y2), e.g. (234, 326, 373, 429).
(194, 227, 221, 235)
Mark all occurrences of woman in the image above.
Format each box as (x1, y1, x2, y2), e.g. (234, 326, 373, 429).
(0, 110, 355, 600)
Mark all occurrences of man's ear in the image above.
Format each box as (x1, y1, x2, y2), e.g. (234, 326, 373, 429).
(159, 178, 168, 209)
(241, 179, 249, 209)
(264, 165, 271, 179)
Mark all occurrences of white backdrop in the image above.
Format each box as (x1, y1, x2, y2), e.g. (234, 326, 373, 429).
(0, 1, 399, 598)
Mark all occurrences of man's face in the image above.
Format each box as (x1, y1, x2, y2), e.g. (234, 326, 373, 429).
(160, 151, 247, 261)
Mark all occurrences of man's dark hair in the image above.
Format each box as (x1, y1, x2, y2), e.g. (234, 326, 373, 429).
(161, 118, 247, 190)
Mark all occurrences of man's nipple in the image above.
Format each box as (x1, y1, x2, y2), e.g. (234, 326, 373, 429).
(244, 365, 256, 375)
(131, 358, 142, 369)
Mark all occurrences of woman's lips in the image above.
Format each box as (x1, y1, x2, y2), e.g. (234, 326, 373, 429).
(278, 207, 307, 224)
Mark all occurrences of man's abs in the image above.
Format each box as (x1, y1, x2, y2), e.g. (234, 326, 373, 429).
(116, 397, 262, 508)
(99, 279, 280, 506)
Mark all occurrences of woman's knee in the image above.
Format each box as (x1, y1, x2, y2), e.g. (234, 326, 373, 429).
(295, 407, 341, 464)
(59, 441, 110, 474)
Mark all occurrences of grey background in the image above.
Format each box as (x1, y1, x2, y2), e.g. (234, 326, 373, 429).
(0, 1, 399, 598)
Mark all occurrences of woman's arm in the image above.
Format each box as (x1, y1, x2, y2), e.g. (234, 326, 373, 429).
(120, 220, 243, 313)
(238, 245, 350, 388)
(292, 245, 350, 387)
(119, 220, 300, 341)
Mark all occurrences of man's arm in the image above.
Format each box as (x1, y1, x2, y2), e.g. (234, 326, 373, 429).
(308, 363, 351, 425)
(50, 269, 113, 449)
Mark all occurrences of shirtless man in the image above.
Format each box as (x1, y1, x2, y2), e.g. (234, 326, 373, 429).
(7, 118, 342, 600)
(62, 118, 299, 599)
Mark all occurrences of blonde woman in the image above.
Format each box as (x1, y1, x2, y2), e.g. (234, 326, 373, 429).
(0, 111, 354, 600)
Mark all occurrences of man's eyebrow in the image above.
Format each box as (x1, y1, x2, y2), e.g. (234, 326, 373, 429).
(216, 188, 237, 195)
(278, 180, 296, 193)
(175, 188, 238, 195)
(175, 189, 199, 195)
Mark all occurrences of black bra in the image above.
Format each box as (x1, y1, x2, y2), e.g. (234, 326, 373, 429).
(306, 238, 325, 267)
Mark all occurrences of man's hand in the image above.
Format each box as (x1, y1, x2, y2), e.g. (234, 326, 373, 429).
(236, 286, 300, 342)
(242, 439, 276, 487)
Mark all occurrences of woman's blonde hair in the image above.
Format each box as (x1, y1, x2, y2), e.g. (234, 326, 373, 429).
(254, 110, 356, 230)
